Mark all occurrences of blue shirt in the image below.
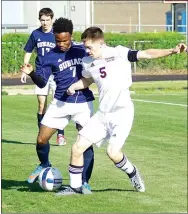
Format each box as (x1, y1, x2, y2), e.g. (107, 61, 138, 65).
(24, 27, 56, 68)
(35, 42, 95, 103)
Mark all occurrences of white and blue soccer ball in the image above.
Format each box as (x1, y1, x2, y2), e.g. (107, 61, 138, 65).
(38, 167, 63, 191)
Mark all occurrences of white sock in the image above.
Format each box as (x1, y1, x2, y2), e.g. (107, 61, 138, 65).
(69, 164, 83, 188)
(70, 173, 82, 188)
(115, 155, 134, 174)
(121, 159, 134, 174)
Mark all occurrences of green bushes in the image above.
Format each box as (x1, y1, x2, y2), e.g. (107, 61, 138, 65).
(2, 33, 36, 73)
(2, 32, 187, 73)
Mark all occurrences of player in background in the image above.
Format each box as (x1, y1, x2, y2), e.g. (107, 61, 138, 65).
(20, 18, 95, 194)
(21, 8, 66, 146)
(56, 27, 187, 195)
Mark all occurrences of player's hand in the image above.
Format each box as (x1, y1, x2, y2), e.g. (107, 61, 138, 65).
(67, 85, 76, 95)
(20, 72, 27, 83)
(172, 43, 187, 54)
(20, 64, 33, 75)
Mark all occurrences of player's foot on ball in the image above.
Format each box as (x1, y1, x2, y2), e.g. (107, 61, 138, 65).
(57, 134, 66, 146)
(82, 182, 92, 194)
(27, 163, 51, 183)
(128, 166, 145, 192)
(55, 186, 82, 196)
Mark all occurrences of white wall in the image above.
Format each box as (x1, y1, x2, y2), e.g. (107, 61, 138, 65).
(2, 1, 91, 32)
(2, 1, 23, 24)
(69, 1, 91, 31)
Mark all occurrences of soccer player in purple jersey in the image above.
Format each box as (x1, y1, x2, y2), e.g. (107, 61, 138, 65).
(20, 18, 95, 194)
(21, 8, 66, 146)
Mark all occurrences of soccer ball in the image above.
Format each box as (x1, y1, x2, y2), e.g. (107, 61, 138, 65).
(38, 167, 63, 191)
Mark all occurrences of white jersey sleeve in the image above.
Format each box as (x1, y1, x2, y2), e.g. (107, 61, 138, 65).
(115, 45, 130, 60)
(82, 56, 93, 78)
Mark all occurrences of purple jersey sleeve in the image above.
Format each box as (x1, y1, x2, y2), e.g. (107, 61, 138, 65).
(35, 55, 52, 85)
(35, 64, 51, 84)
(24, 33, 36, 53)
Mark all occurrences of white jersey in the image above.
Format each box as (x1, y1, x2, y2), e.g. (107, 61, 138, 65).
(82, 45, 133, 113)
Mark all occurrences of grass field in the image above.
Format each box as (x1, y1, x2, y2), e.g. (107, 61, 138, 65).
(2, 81, 187, 213)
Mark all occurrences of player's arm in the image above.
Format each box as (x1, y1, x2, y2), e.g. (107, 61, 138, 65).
(20, 62, 51, 88)
(24, 52, 32, 64)
(67, 61, 94, 95)
(21, 52, 32, 83)
(67, 77, 94, 95)
(21, 33, 36, 83)
(137, 43, 187, 60)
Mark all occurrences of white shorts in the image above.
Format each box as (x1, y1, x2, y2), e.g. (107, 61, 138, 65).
(41, 99, 93, 130)
(34, 75, 56, 96)
(79, 101, 134, 149)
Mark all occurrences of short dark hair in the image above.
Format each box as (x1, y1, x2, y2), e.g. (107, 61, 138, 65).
(53, 17, 73, 35)
(81, 27, 104, 41)
(39, 8, 54, 19)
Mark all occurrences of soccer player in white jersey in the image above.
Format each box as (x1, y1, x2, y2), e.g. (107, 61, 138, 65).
(56, 27, 187, 195)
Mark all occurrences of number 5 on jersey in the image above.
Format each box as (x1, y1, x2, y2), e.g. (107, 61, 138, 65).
(99, 67, 107, 78)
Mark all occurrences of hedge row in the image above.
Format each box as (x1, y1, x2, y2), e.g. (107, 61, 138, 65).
(2, 32, 187, 73)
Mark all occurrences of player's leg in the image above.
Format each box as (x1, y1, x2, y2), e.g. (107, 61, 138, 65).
(28, 125, 56, 183)
(37, 95, 47, 128)
(76, 123, 94, 194)
(72, 101, 94, 193)
(55, 134, 94, 196)
(56, 130, 66, 146)
(106, 105, 145, 192)
(107, 144, 145, 192)
(34, 84, 49, 128)
(56, 111, 108, 195)
(49, 75, 66, 146)
(28, 99, 70, 183)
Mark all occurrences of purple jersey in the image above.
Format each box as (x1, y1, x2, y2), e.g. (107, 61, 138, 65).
(35, 42, 94, 103)
(24, 27, 56, 68)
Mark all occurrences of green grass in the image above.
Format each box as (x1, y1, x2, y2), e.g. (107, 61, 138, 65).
(2, 89, 187, 213)
(2, 80, 187, 92)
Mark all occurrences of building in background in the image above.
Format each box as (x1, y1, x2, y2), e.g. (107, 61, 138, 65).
(94, 1, 171, 32)
(2, 0, 187, 34)
(166, 3, 187, 33)
(2, 1, 91, 32)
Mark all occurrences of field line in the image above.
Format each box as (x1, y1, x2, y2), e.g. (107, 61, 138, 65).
(94, 95, 187, 107)
(132, 99, 187, 107)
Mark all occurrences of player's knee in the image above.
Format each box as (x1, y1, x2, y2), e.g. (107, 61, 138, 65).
(72, 143, 84, 158)
(106, 145, 121, 161)
(37, 134, 47, 145)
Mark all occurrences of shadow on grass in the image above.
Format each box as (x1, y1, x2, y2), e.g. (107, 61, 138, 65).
(2, 179, 136, 193)
(92, 188, 135, 192)
(1, 139, 58, 146)
(1, 179, 44, 192)
(1, 179, 69, 193)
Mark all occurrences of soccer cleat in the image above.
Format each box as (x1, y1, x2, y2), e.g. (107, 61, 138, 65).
(128, 166, 145, 192)
(56, 134, 66, 146)
(27, 164, 51, 183)
(82, 182, 92, 194)
(55, 186, 82, 196)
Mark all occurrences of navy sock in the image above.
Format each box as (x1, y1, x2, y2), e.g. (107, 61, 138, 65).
(57, 129, 64, 135)
(82, 146, 94, 184)
(36, 143, 50, 167)
(127, 167, 136, 178)
(37, 113, 44, 129)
